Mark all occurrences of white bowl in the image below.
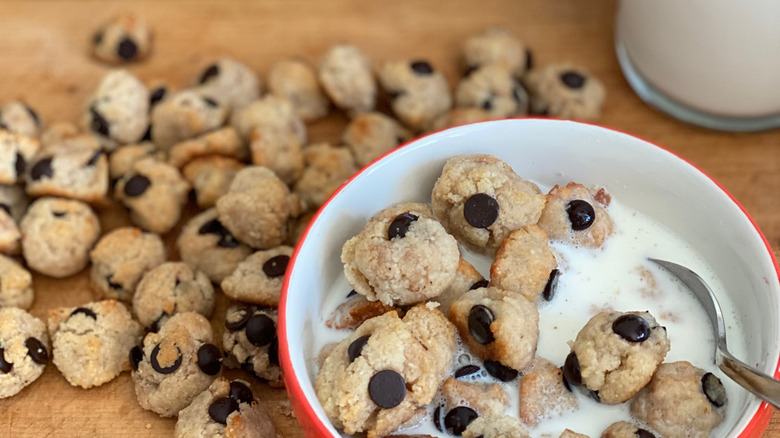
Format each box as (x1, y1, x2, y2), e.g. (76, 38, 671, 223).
(279, 119, 780, 437)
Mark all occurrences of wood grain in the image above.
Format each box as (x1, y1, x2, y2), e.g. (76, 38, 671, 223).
(0, 0, 777, 437)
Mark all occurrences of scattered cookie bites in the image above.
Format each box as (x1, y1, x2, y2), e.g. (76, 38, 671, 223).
(91, 13, 152, 64)
(378, 60, 452, 132)
(195, 58, 262, 113)
(294, 143, 357, 210)
(167, 126, 248, 169)
(222, 305, 282, 387)
(82, 70, 150, 151)
(537, 182, 613, 248)
(0, 130, 40, 185)
(524, 64, 606, 121)
(0, 308, 49, 398)
(342, 112, 412, 167)
(221, 246, 293, 306)
(463, 27, 532, 77)
(0, 255, 34, 310)
(456, 63, 529, 118)
(0, 100, 42, 138)
(268, 58, 330, 122)
(319, 44, 377, 116)
(25, 137, 108, 204)
(182, 155, 245, 209)
(151, 89, 228, 150)
(108, 141, 164, 180)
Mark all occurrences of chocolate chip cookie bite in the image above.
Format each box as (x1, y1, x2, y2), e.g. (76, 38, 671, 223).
(341, 202, 460, 306)
(151, 89, 228, 150)
(108, 141, 164, 181)
(222, 304, 282, 387)
(195, 57, 262, 113)
(518, 357, 578, 426)
(0, 130, 40, 185)
(630, 361, 726, 438)
(91, 13, 152, 64)
(342, 112, 413, 167)
(0, 255, 33, 310)
(441, 376, 509, 422)
(490, 224, 558, 301)
(318, 44, 377, 117)
(0, 184, 27, 256)
(0, 308, 49, 398)
(462, 415, 531, 438)
(132, 312, 222, 417)
(0, 100, 42, 138)
(268, 58, 331, 122)
(325, 291, 397, 331)
(601, 421, 657, 438)
(537, 182, 614, 248)
(563, 311, 670, 404)
(431, 154, 546, 256)
(455, 63, 530, 118)
(378, 60, 453, 132)
(462, 27, 533, 77)
(294, 143, 357, 211)
(220, 246, 293, 307)
(82, 70, 150, 151)
(430, 258, 484, 318)
(524, 64, 606, 121)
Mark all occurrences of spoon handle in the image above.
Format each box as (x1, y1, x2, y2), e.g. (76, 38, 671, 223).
(718, 349, 780, 409)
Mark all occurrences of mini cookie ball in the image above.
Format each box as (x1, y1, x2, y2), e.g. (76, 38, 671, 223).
(151, 89, 228, 150)
(91, 13, 151, 64)
(0, 100, 42, 138)
(518, 357, 578, 426)
(132, 262, 215, 331)
(537, 182, 613, 248)
(449, 286, 539, 379)
(342, 112, 412, 167)
(431, 154, 546, 256)
(82, 70, 150, 151)
(195, 57, 262, 112)
(602, 421, 657, 438)
(182, 156, 244, 209)
(489, 225, 557, 301)
(221, 246, 293, 307)
(455, 64, 529, 118)
(247, 126, 304, 185)
(0, 184, 28, 255)
(0, 308, 49, 398)
(565, 310, 670, 404)
(132, 312, 222, 417)
(341, 202, 460, 306)
(0, 130, 40, 185)
(0, 255, 33, 310)
(427, 107, 497, 132)
(167, 127, 248, 169)
(462, 27, 532, 77)
(20, 197, 100, 278)
(378, 60, 452, 132)
(462, 415, 530, 438)
(524, 64, 606, 121)
(222, 305, 282, 387)
(216, 166, 301, 249)
(630, 361, 726, 438)
(108, 142, 164, 180)
(114, 157, 190, 234)
(319, 44, 377, 117)
(294, 143, 357, 211)
(48, 300, 143, 388)
(25, 139, 108, 204)
(315, 305, 456, 437)
(230, 95, 306, 145)
(268, 58, 330, 122)
(442, 377, 509, 419)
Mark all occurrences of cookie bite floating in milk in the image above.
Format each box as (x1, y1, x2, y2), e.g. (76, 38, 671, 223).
(537, 182, 613, 248)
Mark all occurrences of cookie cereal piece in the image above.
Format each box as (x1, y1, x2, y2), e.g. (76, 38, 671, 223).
(462, 415, 530, 438)
(220, 246, 293, 307)
(167, 127, 247, 168)
(82, 70, 150, 151)
(325, 293, 397, 331)
(25, 139, 108, 204)
(91, 13, 151, 64)
(268, 58, 330, 122)
(294, 143, 357, 210)
(177, 208, 253, 283)
(378, 60, 452, 132)
(315, 305, 456, 437)
(462, 27, 532, 77)
(0, 308, 49, 398)
(318, 44, 376, 116)
(524, 64, 606, 121)
(601, 421, 657, 438)
(490, 225, 557, 301)
(195, 58, 262, 113)
(222, 305, 282, 387)
(442, 377, 508, 418)
(537, 182, 614, 248)
(183, 156, 245, 209)
(175, 377, 280, 438)
(431, 154, 546, 256)
(560, 430, 591, 438)
(517, 357, 578, 427)
(230, 95, 306, 145)
(0, 101, 42, 138)
(247, 125, 304, 185)
(108, 142, 165, 180)
(151, 89, 228, 150)
(0, 255, 33, 310)
(0, 184, 28, 255)
(114, 157, 190, 234)
(132, 312, 222, 417)
(216, 166, 301, 249)
(132, 262, 215, 331)
(0, 130, 40, 185)
(630, 361, 726, 438)
(342, 112, 412, 167)
(427, 107, 499, 132)
(20, 197, 100, 278)
(567, 310, 670, 404)
(456, 64, 529, 118)
(341, 202, 460, 306)
(48, 300, 142, 388)
(430, 258, 484, 318)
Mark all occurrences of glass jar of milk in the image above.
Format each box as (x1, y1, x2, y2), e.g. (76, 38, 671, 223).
(615, 0, 780, 131)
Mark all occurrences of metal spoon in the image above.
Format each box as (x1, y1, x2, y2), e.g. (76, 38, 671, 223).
(649, 258, 780, 409)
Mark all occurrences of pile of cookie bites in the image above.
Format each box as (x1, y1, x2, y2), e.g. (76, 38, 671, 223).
(0, 12, 613, 438)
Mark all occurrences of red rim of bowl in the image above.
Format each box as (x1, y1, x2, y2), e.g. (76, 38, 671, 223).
(279, 119, 780, 438)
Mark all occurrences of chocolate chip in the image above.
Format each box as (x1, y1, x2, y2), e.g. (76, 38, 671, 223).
(225, 305, 253, 331)
(141, 124, 152, 141)
(89, 107, 110, 137)
(0, 204, 10, 216)
(410, 60, 434, 75)
(123, 174, 151, 197)
(561, 367, 572, 392)
(346, 289, 357, 299)
(701, 372, 727, 407)
(199, 64, 220, 84)
(484, 360, 518, 381)
(25, 105, 40, 125)
(85, 150, 102, 166)
(15, 153, 25, 177)
(469, 279, 489, 290)
(129, 345, 143, 371)
(368, 369, 406, 409)
(566, 199, 595, 231)
(462, 65, 478, 78)
(25, 338, 47, 365)
(587, 389, 601, 403)
(542, 269, 560, 301)
(268, 336, 279, 366)
(562, 351, 581, 386)
(612, 314, 650, 343)
(69, 307, 97, 320)
(525, 49, 534, 71)
(635, 429, 656, 438)
(481, 99, 493, 111)
(444, 406, 478, 435)
(116, 38, 138, 60)
(52, 211, 66, 218)
(149, 87, 167, 106)
(150, 344, 182, 374)
(560, 71, 586, 89)
(0, 347, 13, 373)
(229, 381, 254, 404)
(202, 96, 219, 107)
(245, 314, 275, 347)
(433, 404, 443, 432)
(468, 305, 494, 345)
(106, 274, 123, 292)
(387, 212, 419, 240)
(92, 31, 103, 45)
(348, 335, 370, 363)
(30, 158, 53, 181)
(262, 255, 289, 278)
(463, 193, 499, 228)
(208, 397, 239, 424)
(454, 364, 480, 379)
(197, 343, 222, 375)
(197, 218, 241, 248)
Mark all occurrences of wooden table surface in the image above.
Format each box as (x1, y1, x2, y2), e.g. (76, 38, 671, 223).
(0, 0, 777, 436)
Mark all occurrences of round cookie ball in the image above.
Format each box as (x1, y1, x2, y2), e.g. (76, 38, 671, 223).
(462, 27, 532, 77)
(151, 89, 228, 150)
(20, 197, 100, 278)
(91, 13, 151, 64)
(431, 154, 546, 256)
(455, 63, 529, 118)
(489, 224, 558, 301)
(268, 58, 330, 122)
(342, 112, 412, 168)
(222, 305, 282, 387)
(0, 308, 49, 398)
(0, 255, 33, 310)
(294, 143, 357, 211)
(378, 60, 452, 132)
(0, 100, 42, 138)
(602, 421, 657, 438)
(221, 246, 293, 307)
(524, 64, 606, 121)
(318, 44, 376, 117)
(341, 202, 460, 306)
(195, 57, 261, 112)
(248, 126, 304, 185)
(537, 182, 613, 248)
(82, 70, 150, 151)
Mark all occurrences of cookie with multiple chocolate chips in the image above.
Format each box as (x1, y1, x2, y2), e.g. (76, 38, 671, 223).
(132, 312, 221, 417)
(601, 421, 657, 438)
(524, 64, 606, 121)
(294, 143, 357, 211)
(462, 27, 533, 77)
(537, 182, 614, 248)
(222, 305, 282, 387)
(462, 415, 531, 438)
(0, 255, 33, 310)
(195, 58, 262, 112)
(318, 44, 377, 117)
(490, 224, 558, 301)
(268, 58, 330, 122)
(220, 246, 293, 307)
(91, 13, 152, 64)
(342, 112, 412, 167)
(455, 63, 529, 118)
(0, 130, 40, 185)
(0, 308, 49, 398)
(517, 357, 578, 426)
(0, 100, 42, 138)
(378, 60, 452, 132)
(48, 300, 143, 388)
(151, 89, 228, 150)
(82, 70, 150, 151)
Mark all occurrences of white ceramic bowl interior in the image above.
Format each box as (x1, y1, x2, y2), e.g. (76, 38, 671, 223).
(281, 119, 780, 437)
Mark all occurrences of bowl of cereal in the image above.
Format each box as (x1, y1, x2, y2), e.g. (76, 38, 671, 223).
(279, 119, 780, 437)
